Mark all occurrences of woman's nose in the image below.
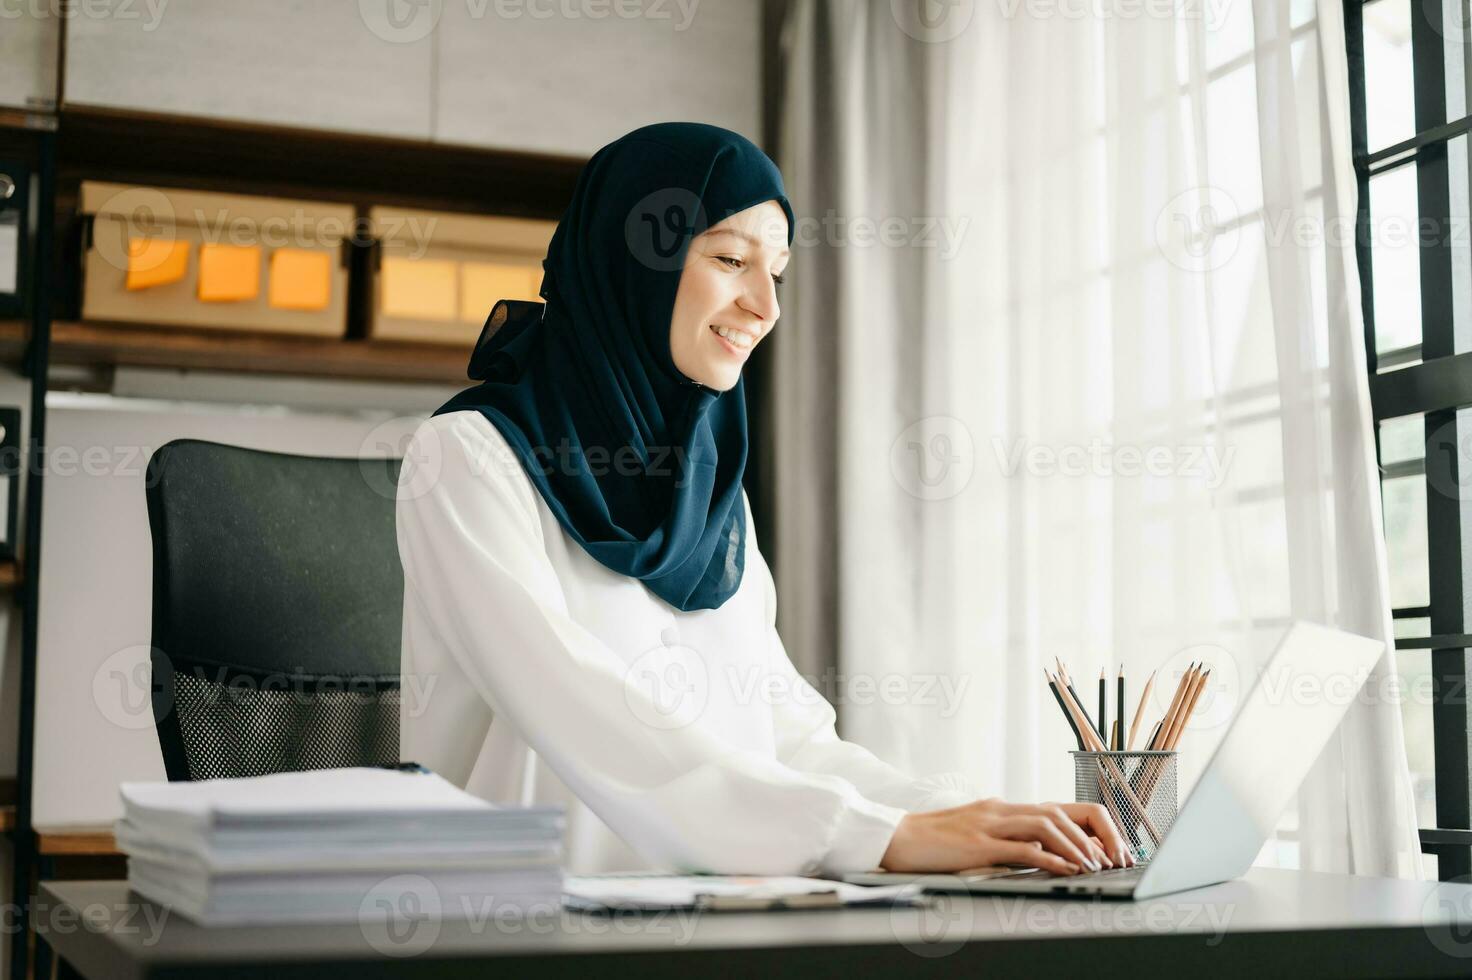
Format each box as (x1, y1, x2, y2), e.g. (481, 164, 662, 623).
(740, 275, 780, 325)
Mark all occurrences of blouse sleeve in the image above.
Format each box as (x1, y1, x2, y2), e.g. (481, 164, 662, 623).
(741, 493, 980, 814)
(395, 413, 907, 876)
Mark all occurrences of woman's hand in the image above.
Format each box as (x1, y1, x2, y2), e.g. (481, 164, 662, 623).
(879, 798, 1132, 875)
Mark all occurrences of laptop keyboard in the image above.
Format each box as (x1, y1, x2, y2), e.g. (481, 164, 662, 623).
(1064, 864, 1147, 881)
(994, 863, 1147, 883)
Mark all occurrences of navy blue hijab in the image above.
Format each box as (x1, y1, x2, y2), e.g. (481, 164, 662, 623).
(433, 122, 795, 612)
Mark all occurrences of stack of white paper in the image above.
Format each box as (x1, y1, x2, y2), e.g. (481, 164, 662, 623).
(116, 766, 565, 926)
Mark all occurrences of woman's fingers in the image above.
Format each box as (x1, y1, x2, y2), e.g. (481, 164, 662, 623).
(995, 815, 1094, 871)
(1054, 802, 1132, 866)
(989, 839, 1080, 876)
(1025, 805, 1110, 869)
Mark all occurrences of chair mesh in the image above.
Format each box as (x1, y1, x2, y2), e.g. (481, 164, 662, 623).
(170, 667, 400, 782)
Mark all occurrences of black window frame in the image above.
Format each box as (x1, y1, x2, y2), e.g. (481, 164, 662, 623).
(1346, 0, 1472, 881)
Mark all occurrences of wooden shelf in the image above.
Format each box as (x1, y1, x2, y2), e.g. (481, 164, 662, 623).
(0, 805, 12, 833)
(35, 826, 119, 856)
(0, 560, 18, 591)
(0, 319, 473, 385)
(57, 105, 581, 221)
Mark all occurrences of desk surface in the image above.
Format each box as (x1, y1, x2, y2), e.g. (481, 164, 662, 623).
(37, 868, 1472, 979)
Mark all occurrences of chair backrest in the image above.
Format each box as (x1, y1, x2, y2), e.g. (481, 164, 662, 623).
(144, 439, 404, 781)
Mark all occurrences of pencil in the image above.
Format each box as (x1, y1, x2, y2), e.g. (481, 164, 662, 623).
(1098, 668, 1107, 745)
(1159, 664, 1199, 748)
(1149, 663, 1196, 750)
(1046, 670, 1084, 750)
(1057, 659, 1099, 739)
(1165, 668, 1211, 751)
(1126, 670, 1156, 750)
(1116, 667, 1126, 751)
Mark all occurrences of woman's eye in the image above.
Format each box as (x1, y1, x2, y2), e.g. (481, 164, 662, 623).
(718, 255, 784, 286)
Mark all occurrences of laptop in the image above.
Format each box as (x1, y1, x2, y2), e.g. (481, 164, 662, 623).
(843, 621, 1386, 900)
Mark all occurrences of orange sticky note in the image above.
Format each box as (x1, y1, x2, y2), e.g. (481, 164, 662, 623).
(381, 257, 457, 321)
(197, 243, 261, 303)
(125, 236, 189, 290)
(459, 261, 541, 323)
(268, 248, 332, 311)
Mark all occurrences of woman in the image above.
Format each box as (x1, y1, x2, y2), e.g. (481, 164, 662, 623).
(396, 122, 1128, 876)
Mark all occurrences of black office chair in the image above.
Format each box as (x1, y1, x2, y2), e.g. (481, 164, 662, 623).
(144, 439, 404, 782)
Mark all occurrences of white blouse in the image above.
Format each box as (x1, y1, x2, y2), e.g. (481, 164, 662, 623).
(396, 410, 977, 875)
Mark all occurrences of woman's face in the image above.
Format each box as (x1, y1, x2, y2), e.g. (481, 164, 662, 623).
(668, 200, 789, 391)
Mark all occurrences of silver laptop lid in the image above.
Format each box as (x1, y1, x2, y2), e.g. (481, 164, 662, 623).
(1134, 621, 1385, 899)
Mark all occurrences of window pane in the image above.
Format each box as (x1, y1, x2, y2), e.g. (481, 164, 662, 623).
(1393, 615, 1431, 639)
(1383, 473, 1430, 608)
(1443, 0, 1468, 120)
(1450, 134, 1472, 355)
(1363, 0, 1417, 152)
(1394, 649, 1438, 831)
(1370, 162, 1424, 353)
(1380, 414, 1426, 465)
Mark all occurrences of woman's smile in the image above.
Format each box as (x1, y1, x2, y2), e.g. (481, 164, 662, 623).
(709, 323, 755, 358)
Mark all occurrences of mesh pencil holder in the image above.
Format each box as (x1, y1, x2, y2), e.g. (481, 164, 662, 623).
(1071, 750, 1178, 863)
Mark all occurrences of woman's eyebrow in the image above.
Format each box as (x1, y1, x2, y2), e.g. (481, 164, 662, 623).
(705, 227, 790, 258)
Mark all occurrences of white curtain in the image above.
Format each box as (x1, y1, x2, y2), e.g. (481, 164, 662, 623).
(773, 0, 1422, 876)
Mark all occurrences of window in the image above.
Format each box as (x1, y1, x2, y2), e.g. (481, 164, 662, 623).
(1346, 0, 1472, 881)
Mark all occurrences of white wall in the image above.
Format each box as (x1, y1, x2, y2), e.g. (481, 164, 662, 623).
(0, 5, 59, 112)
(30, 375, 459, 828)
(433, 0, 760, 156)
(62, 0, 761, 154)
(64, 1, 435, 139)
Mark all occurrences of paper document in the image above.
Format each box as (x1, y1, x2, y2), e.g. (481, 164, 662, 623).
(564, 874, 927, 912)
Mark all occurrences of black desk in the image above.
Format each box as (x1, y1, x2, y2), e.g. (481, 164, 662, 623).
(36, 869, 1472, 979)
